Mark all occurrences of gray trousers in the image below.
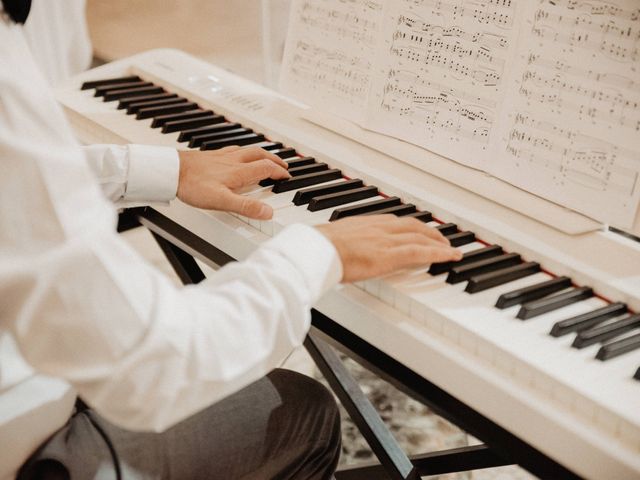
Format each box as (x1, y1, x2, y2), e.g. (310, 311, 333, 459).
(18, 369, 341, 480)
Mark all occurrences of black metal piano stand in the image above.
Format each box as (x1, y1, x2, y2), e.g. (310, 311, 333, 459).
(119, 208, 583, 480)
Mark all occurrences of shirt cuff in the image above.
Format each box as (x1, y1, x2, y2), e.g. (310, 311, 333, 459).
(265, 224, 343, 301)
(125, 145, 180, 202)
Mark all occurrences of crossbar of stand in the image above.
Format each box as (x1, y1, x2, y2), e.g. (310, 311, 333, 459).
(335, 445, 510, 480)
(132, 207, 581, 480)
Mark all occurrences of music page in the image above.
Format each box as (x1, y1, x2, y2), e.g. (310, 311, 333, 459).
(366, 0, 521, 169)
(280, 0, 640, 227)
(493, 1, 640, 228)
(280, 0, 384, 124)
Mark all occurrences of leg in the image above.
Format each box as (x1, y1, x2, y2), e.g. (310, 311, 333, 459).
(18, 369, 341, 480)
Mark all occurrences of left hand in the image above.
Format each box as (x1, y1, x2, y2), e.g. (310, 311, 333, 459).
(177, 146, 290, 219)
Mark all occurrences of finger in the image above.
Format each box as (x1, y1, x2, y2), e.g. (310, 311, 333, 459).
(242, 159, 291, 185)
(236, 146, 288, 169)
(217, 190, 273, 219)
(378, 217, 450, 245)
(212, 146, 242, 155)
(388, 232, 449, 248)
(387, 244, 462, 270)
(422, 226, 450, 245)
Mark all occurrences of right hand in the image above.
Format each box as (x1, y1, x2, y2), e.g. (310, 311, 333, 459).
(316, 215, 463, 283)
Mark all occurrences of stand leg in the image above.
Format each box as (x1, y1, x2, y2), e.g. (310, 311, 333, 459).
(305, 328, 419, 480)
(151, 232, 205, 285)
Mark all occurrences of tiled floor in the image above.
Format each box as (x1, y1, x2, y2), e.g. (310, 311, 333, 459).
(91, 2, 535, 477)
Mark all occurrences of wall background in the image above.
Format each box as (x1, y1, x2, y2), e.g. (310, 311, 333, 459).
(87, 0, 291, 86)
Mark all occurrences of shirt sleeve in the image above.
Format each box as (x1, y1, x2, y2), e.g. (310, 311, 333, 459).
(0, 24, 343, 432)
(82, 144, 180, 206)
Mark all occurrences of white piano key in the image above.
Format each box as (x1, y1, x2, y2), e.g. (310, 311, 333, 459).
(250, 178, 350, 211)
(270, 195, 389, 233)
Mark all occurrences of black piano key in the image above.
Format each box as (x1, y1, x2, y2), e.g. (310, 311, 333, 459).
(162, 114, 225, 133)
(572, 314, 640, 349)
(260, 143, 284, 151)
(161, 114, 224, 133)
(189, 127, 251, 148)
(285, 156, 315, 168)
(517, 286, 594, 320)
(446, 231, 476, 247)
(259, 160, 324, 189)
(330, 197, 402, 221)
(496, 276, 572, 309)
(82, 75, 141, 90)
(151, 109, 212, 128)
(435, 223, 458, 236)
(152, 110, 216, 129)
(126, 97, 186, 114)
(466, 262, 541, 294)
(137, 101, 198, 120)
(289, 162, 329, 177)
(201, 133, 266, 150)
(446, 253, 521, 284)
(404, 211, 433, 223)
(118, 92, 179, 109)
(635, 367, 640, 380)
(293, 179, 364, 206)
(429, 244, 504, 276)
(272, 169, 343, 193)
(104, 85, 164, 102)
(260, 159, 321, 187)
(363, 203, 417, 217)
(178, 122, 240, 143)
(271, 148, 297, 159)
(549, 302, 628, 337)
(94, 81, 152, 97)
(596, 332, 640, 361)
(308, 186, 379, 212)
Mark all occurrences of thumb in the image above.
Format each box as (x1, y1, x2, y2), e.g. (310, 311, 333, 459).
(218, 190, 273, 219)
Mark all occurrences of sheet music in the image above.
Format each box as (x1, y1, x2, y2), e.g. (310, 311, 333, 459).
(280, 0, 384, 123)
(494, 0, 640, 228)
(281, 0, 640, 228)
(366, 0, 520, 169)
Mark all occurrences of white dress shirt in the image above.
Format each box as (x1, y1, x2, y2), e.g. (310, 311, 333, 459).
(0, 14, 342, 480)
(22, 0, 92, 85)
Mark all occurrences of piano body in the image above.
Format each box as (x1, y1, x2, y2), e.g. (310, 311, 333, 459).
(55, 49, 640, 479)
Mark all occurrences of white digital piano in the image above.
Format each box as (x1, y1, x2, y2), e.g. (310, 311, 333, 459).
(56, 48, 640, 480)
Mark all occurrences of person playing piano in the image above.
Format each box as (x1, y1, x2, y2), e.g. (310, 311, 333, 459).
(0, 1, 462, 479)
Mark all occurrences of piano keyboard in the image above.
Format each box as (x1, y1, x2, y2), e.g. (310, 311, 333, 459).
(57, 50, 640, 479)
(81, 73, 640, 371)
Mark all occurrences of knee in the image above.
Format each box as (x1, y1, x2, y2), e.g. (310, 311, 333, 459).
(269, 368, 339, 415)
(268, 368, 341, 441)
(268, 369, 342, 477)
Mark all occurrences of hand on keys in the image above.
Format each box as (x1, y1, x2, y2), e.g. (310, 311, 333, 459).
(317, 216, 463, 282)
(177, 146, 289, 219)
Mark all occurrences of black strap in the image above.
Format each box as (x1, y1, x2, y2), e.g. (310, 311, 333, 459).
(2, 0, 31, 24)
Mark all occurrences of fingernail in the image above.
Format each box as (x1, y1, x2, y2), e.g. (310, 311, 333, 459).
(259, 205, 272, 219)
